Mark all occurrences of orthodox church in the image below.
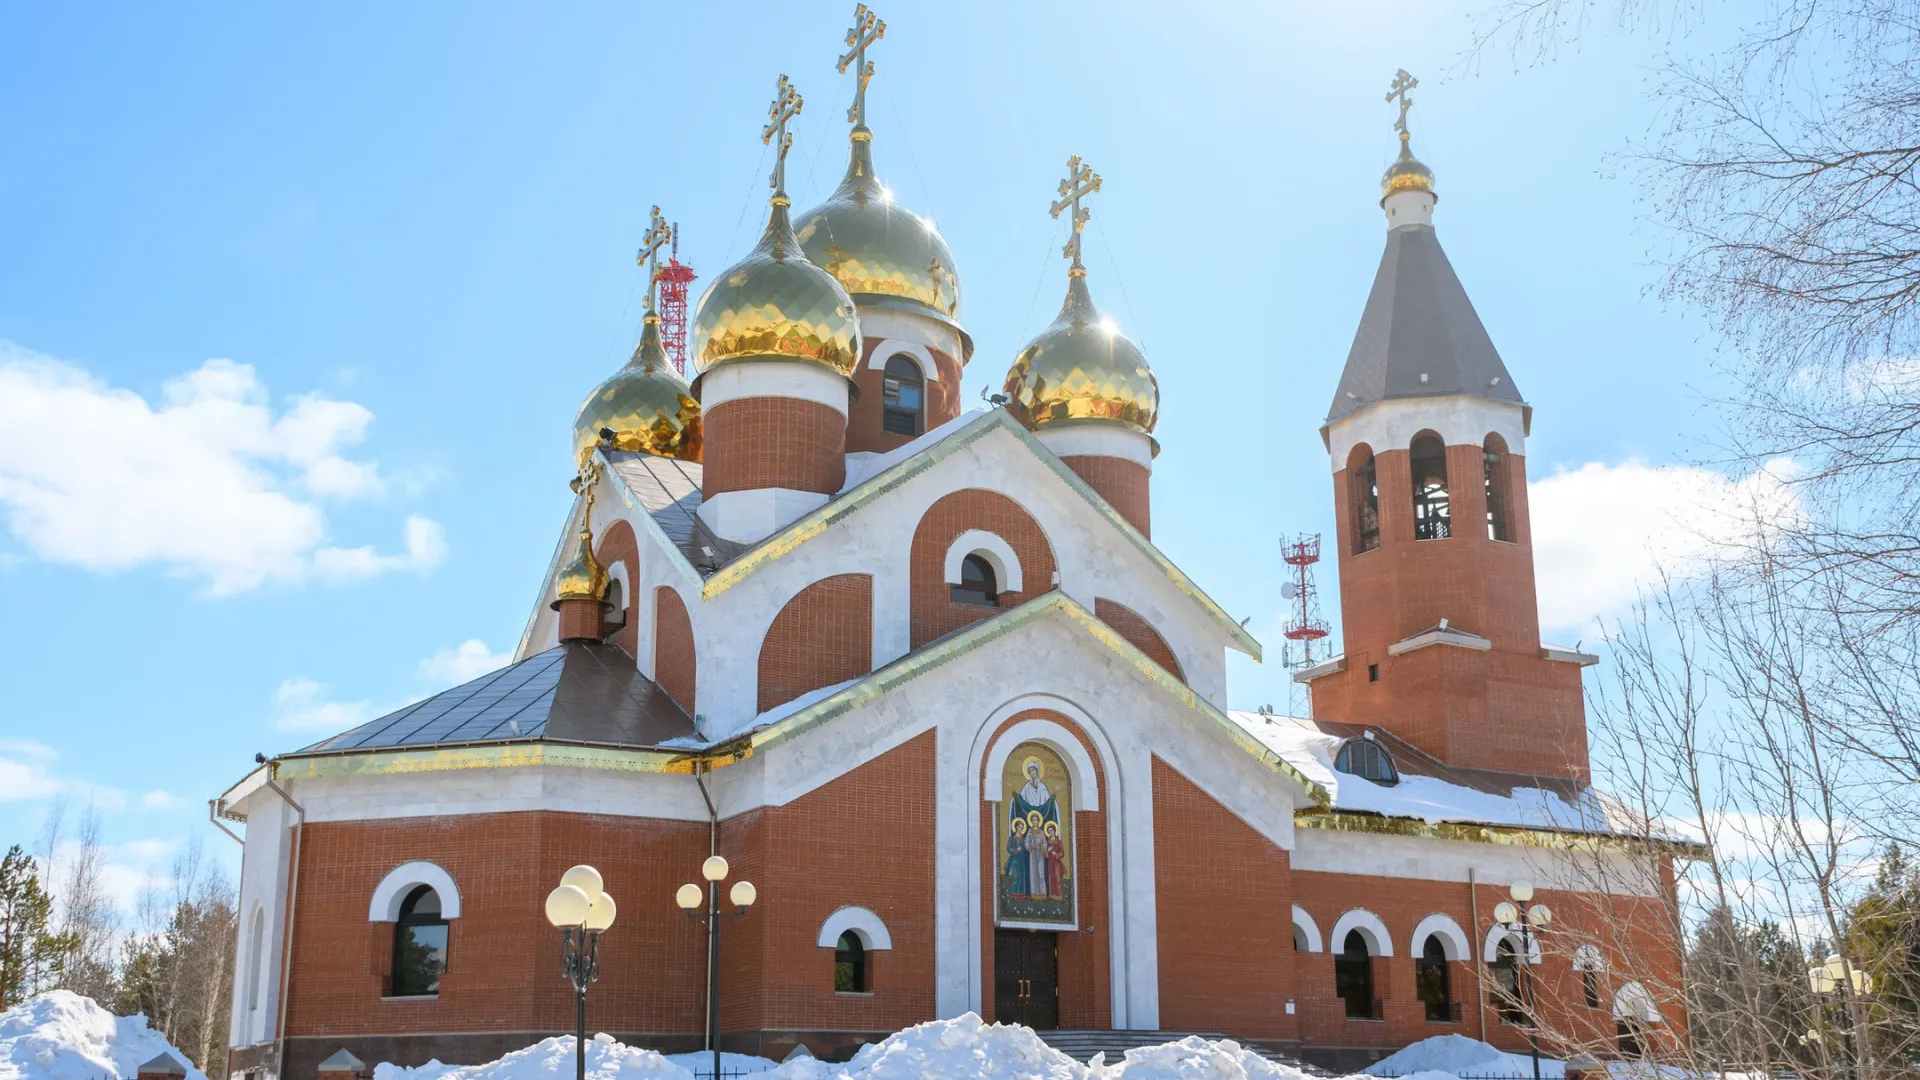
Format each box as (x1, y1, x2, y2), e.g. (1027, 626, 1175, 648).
(215, 17, 1691, 1078)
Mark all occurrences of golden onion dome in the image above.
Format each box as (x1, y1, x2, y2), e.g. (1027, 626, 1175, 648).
(691, 201, 861, 379)
(572, 315, 702, 465)
(795, 131, 967, 350)
(1003, 273, 1159, 437)
(550, 526, 607, 609)
(1381, 134, 1435, 204)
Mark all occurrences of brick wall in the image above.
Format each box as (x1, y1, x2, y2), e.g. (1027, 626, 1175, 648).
(1318, 442, 1589, 779)
(706, 731, 939, 1060)
(909, 490, 1058, 648)
(1290, 866, 1687, 1063)
(282, 813, 710, 1054)
(976, 710, 1112, 1029)
(845, 340, 962, 454)
(653, 587, 696, 713)
(1150, 757, 1295, 1039)
(1093, 599, 1183, 681)
(757, 574, 874, 713)
(702, 396, 847, 497)
(1058, 455, 1150, 538)
(594, 520, 640, 656)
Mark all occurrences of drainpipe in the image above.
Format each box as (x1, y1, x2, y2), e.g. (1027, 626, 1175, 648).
(264, 764, 305, 1080)
(1469, 867, 1487, 1042)
(695, 764, 717, 1053)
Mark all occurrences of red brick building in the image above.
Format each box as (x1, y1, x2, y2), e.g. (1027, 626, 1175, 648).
(216, 43, 1692, 1080)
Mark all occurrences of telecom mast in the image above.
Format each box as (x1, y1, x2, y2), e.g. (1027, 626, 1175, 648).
(657, 223, 698, 374)
(1280, 533, 1332, 674)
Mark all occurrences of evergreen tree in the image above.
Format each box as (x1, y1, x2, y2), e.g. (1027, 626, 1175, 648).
(0, 844, 68, 1008)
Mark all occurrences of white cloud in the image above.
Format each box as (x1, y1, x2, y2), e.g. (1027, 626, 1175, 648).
(138, 790, 181, 811)
(1529, 458, 1802, 632)
(0, 343, 446, 594)
(272, 677, 381, 733)
(0, 740, 125, 807)
(419, 639, 512, 686)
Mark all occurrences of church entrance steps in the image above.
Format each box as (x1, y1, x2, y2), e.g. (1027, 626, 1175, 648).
(1035, 1030, 1328, 1072)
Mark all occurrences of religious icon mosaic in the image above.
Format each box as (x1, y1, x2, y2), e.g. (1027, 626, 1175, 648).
(995, 742, 1075, 926)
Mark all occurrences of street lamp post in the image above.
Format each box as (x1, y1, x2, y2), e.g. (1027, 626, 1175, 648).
(1493, 880, 1554, 1080)
(1808, 951, 1870, 1080)
(545, 865, 617, 1080)
(677, 856, 757, 1080)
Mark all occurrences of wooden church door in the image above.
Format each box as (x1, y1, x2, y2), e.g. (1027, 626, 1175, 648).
(994, 929, 1059, 1029)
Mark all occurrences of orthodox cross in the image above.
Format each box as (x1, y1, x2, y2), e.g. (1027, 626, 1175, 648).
(837, 4, 886, 128)
(1386, 69, 1418, 138)
(1049, 155, 1102, 272)
(762, 75, 804, 202)
(635, 205, 671, 310)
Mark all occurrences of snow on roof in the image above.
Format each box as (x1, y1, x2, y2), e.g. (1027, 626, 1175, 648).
(659, 678, 864, 749)
(840, 409, 986, 493)
(1, 990, 210, 1080)
(1226, 711, 1613, 833)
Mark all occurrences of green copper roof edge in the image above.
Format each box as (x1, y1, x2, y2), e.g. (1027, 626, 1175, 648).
(1294, 807, 1710, 857)
(702, 410, 1262, 659)
(746, 591, 1321, 803)
(268, 741, 699, 780)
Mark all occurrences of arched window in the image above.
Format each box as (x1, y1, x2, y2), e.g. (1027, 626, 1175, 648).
(950, 554, 999, 607)
(834, 931, 868, 992)
(601, 578, 627, 631)
(1334, 737, 1398, 785)
(1574, 944, 1605, 1009)
(1350, 445, 1380, 554)
(391, 885, 448, 997)
(1292, 925, 1309, 952)
(1491, 936, 1527, 1026)
(1335, 929, 1378, 1019)
(1410, 433, 1451, 540)
(882, 355, 924, 436)
(1416, 935, 1452, 1022)
(245, 906, 265, 1011)
(1484, 434, 1512, 542)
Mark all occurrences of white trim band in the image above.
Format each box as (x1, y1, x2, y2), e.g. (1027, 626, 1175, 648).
(701, 360, 849, 414)
(818, 906, 894, 949)
(944, 530, 1024, 593)
(1036, 425, 1154, 469)
(1330, 908, 1394, 956)
(368, 861, 462, 921)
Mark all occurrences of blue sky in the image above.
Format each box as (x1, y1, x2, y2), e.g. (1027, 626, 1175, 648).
(0, 1, 1745, 899)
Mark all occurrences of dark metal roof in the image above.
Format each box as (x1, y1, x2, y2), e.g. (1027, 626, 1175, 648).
(1310, 719, 1587, 802)
(291, 640, 695, 755)
(603, 452, 747, 576)
(1327, 223, 1524, 424)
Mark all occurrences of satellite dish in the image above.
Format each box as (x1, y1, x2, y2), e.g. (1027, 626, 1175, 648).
(1281, 582, 1299, 600)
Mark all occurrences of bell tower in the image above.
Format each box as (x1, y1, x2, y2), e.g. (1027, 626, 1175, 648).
(1302, 73, 1593, 780)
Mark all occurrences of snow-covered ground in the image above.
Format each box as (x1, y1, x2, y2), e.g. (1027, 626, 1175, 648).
(2, 990, 1592, 1080)
(0, 991, 207, 1080)
(369, 1016, 1574, 1080)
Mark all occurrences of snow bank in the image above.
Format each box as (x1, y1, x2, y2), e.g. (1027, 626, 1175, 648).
(372, 1035, 689, 1080)
(0, 990, 209, 1080)
(800, 1013, 1088, 1080)
(1367, 1035, 1565, 1079)
(661, 1053, 775, 1076)
(1101, 1035, 1313, 1080)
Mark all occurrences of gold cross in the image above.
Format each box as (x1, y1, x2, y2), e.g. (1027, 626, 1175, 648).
(1386, 69, 1418, 138)
(837, 4, 886, 129)
(762, 74, 804, 202)
(1049, 154, 1102, 272)
(635, 205, 671, 310)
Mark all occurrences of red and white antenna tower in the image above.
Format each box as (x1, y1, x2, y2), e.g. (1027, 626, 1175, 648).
(1280, 533, 1331, 672)
(656, 223, 698, 374)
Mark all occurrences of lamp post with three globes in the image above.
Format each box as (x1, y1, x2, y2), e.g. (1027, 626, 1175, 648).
(677, 856, 757, 1080)
(545, 865, 617, 1080)
(1493, 880, 1553, 1080)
